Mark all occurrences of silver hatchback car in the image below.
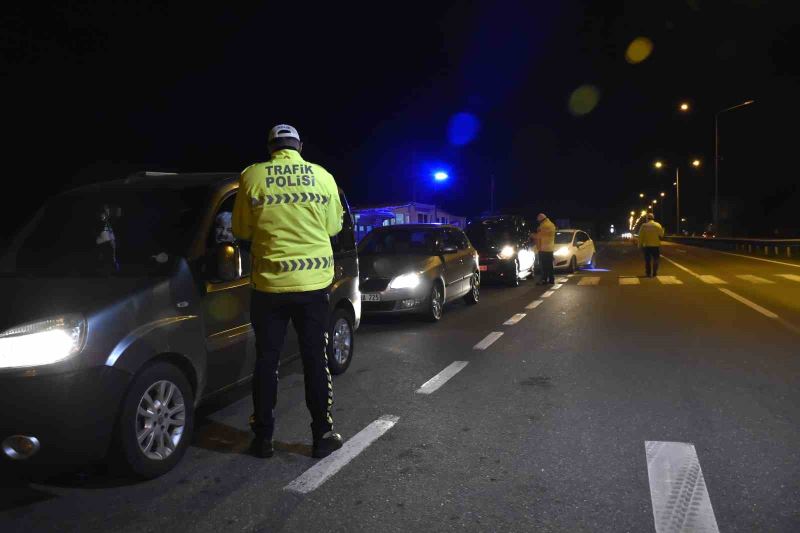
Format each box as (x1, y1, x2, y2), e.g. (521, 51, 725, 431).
(357, 224, 480, 321)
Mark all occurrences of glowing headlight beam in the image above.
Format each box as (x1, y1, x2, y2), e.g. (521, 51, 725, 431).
(389, 273, 421, 290)
(0, 315, 86, 369)
(497, 245, 515, 259)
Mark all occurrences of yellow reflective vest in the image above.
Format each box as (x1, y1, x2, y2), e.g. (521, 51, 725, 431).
(638, 221, 664, 247)
(536, 218, 556, 252)
(232, 149, 343, 293)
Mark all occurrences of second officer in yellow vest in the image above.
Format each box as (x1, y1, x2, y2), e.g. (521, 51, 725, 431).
(233, 124, 344, 459)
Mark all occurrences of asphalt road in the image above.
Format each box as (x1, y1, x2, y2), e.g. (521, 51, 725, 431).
(2, 241, 799, 532)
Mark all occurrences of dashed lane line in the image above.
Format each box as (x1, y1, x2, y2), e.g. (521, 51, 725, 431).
(656, 275, 683, 285)
(557, 277, 569, 283)
(777, 274, 800, 283)
(618, 276, 640, 285)
(646, 441, 720, 533)
(577, 276, 600, 286)
(715, 249, 800, 269)
(473, 331, 503, 350)
(285, 415, 399, 494)
(541, 290, 555, 298)
(718, 288, 779, 319)
(416, 361, 469, 395)
(551, 283, 563, 290)
(661, 255, 700, 276)
(736, 274, 775, 284)
(699, 275, 726, 284)
(525, 300, 543, 310)
(503, 313, 527, 326)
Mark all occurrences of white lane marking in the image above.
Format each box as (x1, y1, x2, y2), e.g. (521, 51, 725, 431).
(661, 255, 700, 276)
(715, 249, 800, 269)
(736, 274, 775, 284)
(718, 288, 779, 319)
(699, 275, 726, 284)
(541, 290, 555, 298)
(503, 313, 527, 326)
(416, 361, 469, 394)
(551, 283, 563, 290)
(577, 276, 600, 286)
(557, 277, 569, 283)
(777, 274, 800, 283)
(656, 275, 683, 284)
(285, 415, 399, 494)
(525, 299, 543, 309)
(645, 441, 720, 533)
(619, 276, 640, 285)
(473, 331, 503, 350)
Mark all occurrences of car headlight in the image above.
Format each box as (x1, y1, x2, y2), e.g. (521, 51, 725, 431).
(554, 246, 570, 257)
(497, 245, 515, 259)
(0, 315, 86, 369)
(389, 273, 421, 290)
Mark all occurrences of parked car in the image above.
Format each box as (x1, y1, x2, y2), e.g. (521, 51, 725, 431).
(465, 215, 535, 286)
(551, 229, 596, 272)
(0, 171, 360, 478)
(357, 224, 479, 321)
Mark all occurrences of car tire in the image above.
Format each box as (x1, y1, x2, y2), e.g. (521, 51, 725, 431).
(424, 282, 444, 322)
(113, 361, 194, 479)
(507, 260, 520, 287)
(568, 256, 577, 273)
(463, 272, 480, 305)
(327, 308, 354, 375)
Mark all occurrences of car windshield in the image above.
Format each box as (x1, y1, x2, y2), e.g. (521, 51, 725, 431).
(465, 220, 515, 248)
(0, 187, 208, 277)
(555, 231, 575, 244)
(358, 229, 437, 255)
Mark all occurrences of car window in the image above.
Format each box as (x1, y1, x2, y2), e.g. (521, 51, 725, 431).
(358, 229, 437, 255)
(6, 187, 208, 277)
(555, 231, 574, 245)
(208, 192, 250, 279)
(453, 229, 470, 250)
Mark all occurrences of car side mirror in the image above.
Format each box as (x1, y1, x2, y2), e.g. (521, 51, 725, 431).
(216, 243, 241, 281)
(576, 241, 584, 247)
(440, 245, 458, 254)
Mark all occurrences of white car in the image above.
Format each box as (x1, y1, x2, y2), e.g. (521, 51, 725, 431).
(552, 229, 596, 272)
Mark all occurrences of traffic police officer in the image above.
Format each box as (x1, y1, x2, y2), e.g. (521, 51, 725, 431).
(232, 124, 344, 459)
(535, 213, 556, 285)
(638, 212, 665, 277)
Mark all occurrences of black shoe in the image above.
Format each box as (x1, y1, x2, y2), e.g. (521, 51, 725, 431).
(312, 432, 343, 458)
(250, 438, 274, 458)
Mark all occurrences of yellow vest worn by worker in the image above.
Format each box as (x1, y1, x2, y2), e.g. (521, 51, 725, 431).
(638, 221, 664, 247)
(536, 218, 556, 252)
(232, 149, 343, 293)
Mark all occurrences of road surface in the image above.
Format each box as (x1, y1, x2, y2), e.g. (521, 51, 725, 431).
(2, 241, 799, 532)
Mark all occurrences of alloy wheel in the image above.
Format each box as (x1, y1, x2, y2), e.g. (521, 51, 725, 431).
(136, 380, 186, 461)
(332, 317, 352, 366)
(431, 286, 443, 319)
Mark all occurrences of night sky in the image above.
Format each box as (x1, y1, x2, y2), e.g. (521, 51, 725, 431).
(3, 1, 798, 241)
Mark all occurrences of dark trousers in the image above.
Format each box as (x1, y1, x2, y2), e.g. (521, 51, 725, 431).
(250, 289, 334, 442)
(643, 247, 660, 277)
(539, 251, 555, 283)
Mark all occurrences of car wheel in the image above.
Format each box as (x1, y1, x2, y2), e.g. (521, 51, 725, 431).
(327, 308, 354, 375)
(507, 260, 520, 287)
(114, 361, 194, 479)
(463, 272, 480, 305)
(424, 282, 444, 322)
(569, 256, 577, 273)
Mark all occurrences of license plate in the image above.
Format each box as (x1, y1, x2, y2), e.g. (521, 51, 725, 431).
(478, 265, 488, 272)
(361, 293, 381, 302)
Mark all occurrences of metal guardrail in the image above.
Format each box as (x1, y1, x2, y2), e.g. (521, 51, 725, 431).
(663, 235, 800, 259)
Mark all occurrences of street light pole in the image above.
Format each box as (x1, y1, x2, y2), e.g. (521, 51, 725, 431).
(676, 167, 680, 235)
(714, 99, 755, 232)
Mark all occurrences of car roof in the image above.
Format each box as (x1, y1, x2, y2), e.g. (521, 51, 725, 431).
(371, 223, 460, 231)
(66, 172, 239, 193)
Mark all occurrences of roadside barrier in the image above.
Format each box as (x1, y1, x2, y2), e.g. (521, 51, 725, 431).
(663, 235, 800, 259)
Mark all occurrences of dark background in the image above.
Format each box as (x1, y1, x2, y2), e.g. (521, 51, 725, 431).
(2, 1, 798, 242)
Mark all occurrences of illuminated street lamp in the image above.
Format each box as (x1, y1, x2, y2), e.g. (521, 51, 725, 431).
(692, 159, 701, 168)
(639, 192, 645, 198)
(679, 102, 690, 112)
(630, 211, 635, 216)
(654, 161, 664, 169)
(660, 192, 665, 197)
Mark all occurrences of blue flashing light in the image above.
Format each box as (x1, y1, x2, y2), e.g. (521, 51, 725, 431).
(447, 112, 480, 146)
(433, 171, 449, 181)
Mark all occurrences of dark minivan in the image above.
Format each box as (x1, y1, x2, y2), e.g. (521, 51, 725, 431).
(0, 172, 360, 478)
(466, 215, 535, 286)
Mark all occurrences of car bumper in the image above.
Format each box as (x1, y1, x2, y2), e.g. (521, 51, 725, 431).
(478, 258, 516, 281)
(0, 366, 131, 469)
(360, 284, 431, 315)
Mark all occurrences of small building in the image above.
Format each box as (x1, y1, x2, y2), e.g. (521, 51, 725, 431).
(351, 202, 467, 242)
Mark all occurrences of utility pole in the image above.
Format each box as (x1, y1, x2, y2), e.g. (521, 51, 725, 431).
(676, 167, 680, 235)
(714, 99, 754, 232)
